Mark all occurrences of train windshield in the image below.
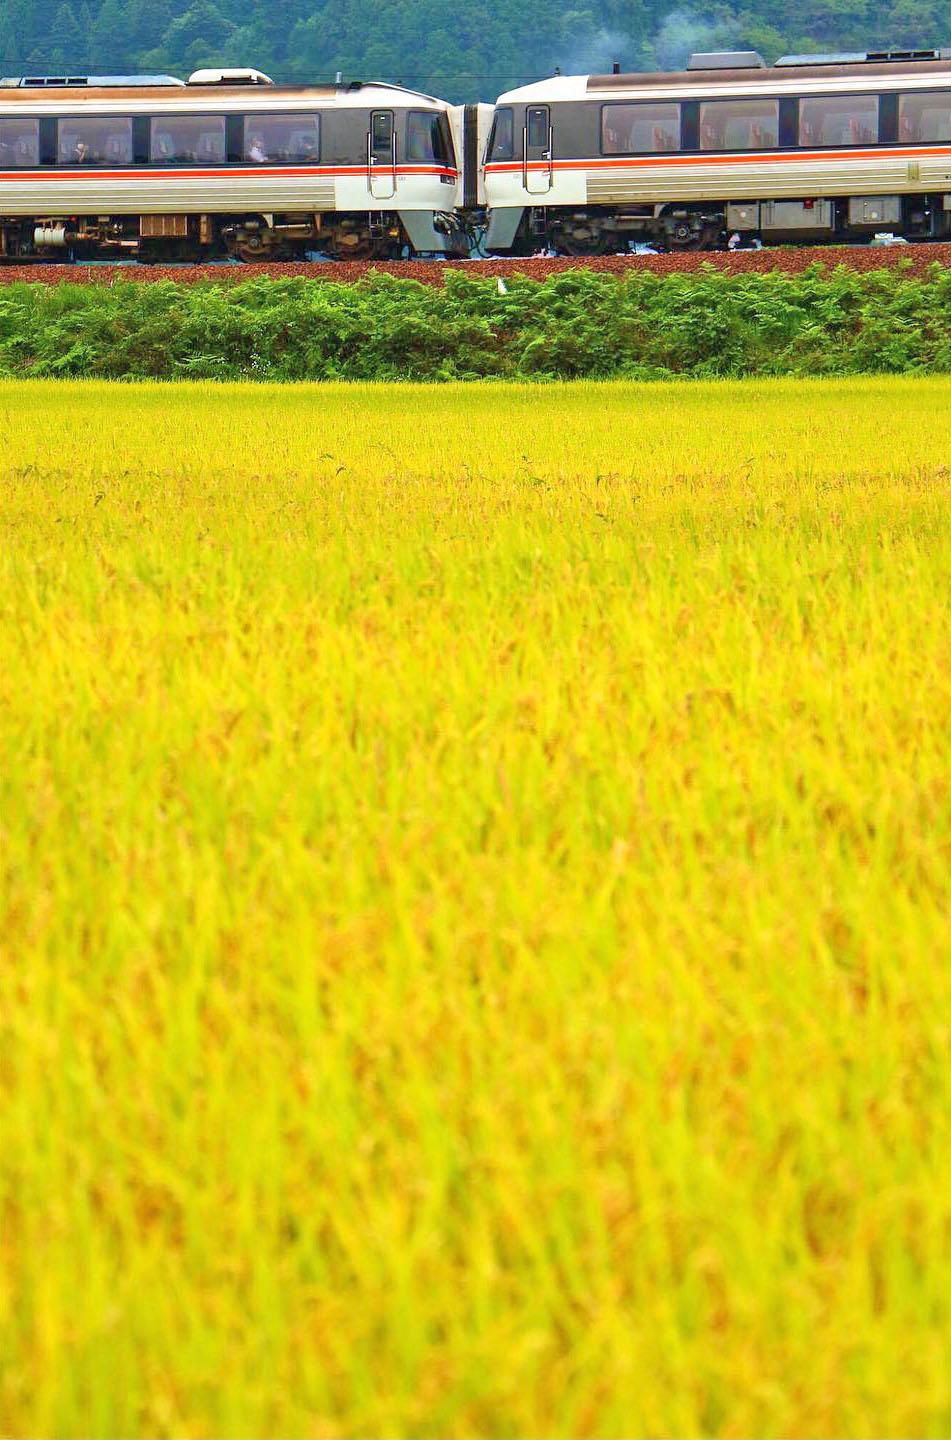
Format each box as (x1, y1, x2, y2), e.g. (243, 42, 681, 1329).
(406, 111, 453, 165)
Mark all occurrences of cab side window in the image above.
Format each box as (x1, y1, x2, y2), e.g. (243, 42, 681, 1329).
(489, 107, 514, 160)
(406, 111, 438, 162)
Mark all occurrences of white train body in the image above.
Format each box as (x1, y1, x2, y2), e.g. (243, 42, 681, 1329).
(0, 72, 464, 259)
(483, 51, 951, 252)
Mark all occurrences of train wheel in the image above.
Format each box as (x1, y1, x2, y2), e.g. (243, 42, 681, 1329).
(328, 237, 390, 261)
(236, 241, 272, 262)
(666, 220, 720, 251)
(556, 231, 611, 257)
(667, 220, 702, 249)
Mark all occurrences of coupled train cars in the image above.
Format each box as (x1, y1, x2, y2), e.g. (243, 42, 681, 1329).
(1, 48, 950, 260)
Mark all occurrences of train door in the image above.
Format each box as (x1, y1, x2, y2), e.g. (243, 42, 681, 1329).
(523, 105, 553, 194)
(368, 110, 397, 199)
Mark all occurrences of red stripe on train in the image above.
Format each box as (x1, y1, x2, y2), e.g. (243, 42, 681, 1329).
(485, 145, 951, 172)
(0, 165, 457, 181)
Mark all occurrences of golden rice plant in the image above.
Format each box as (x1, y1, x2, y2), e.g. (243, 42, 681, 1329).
(2, 377, 950, 1438)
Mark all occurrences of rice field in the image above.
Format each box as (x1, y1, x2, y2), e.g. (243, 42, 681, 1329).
(2, 377, 950, 1439)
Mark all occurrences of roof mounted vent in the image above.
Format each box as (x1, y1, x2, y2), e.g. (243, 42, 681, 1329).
(776, 48, 951, 66)
(866, 48, 948, 61)
(187, 67, 273, 85)
(687, 50, 766, 70)
(1, 73, 185, 87)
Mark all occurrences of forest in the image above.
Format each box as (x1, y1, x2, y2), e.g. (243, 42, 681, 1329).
(0, 0, 948, 101)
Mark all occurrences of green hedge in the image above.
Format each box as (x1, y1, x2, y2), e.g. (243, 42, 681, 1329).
(1, 263, 951, 380)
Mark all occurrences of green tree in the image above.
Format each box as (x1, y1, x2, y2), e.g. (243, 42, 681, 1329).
(0, 0, 947, 98)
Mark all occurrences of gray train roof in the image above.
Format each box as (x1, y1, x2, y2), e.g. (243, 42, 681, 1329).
(0, 79, 447, 113)
(0, 74, 442, 103)
(498, 54, 951, 104)
(0, 74, 185, 88)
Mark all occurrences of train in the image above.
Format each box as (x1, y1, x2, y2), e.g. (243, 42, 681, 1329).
(0, 47, 949, 261)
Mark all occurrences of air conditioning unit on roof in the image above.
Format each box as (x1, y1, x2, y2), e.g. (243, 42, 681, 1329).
(188, 68, 274, 85)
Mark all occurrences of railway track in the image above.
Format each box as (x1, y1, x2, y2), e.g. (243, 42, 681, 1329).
(1, 242, 951, 285)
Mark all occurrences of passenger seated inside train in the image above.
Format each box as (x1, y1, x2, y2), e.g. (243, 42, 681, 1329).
(60, 119, 133, 165)
(197, 132, 225, 161)
(152, 123, 225, 163)
(247, 134, 268, 162)
(0, 123, 39, 166)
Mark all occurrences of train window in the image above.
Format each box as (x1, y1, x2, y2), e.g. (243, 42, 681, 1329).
(601, 102, 679, 154)
(898, 91, 951, 142)
(0, 117, 39, 166)
(371, 111, 393, 159)
(699, 98, 779, 150)
(526, 107, 549, 149)
(150, 115, 225, 164)
(488, 107, 514, 161)
(58, 116, 132, 165)
(406, 111, 451, 164)
(243, 113, 320, 163)
(799, 95, 878, 147)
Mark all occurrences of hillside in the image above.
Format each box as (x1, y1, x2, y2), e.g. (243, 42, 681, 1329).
(0, 0, 948, 101)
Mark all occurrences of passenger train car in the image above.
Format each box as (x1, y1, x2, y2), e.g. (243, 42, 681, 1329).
(483, 49, 951, 253)
(0, 68, 472, 260)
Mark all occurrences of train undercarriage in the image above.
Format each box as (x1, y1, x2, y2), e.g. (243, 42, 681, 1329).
(0, 209, 465, 262)
(509, 193, 951, 254)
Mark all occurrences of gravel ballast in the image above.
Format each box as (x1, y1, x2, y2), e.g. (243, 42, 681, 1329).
(1, 243, 950, 287)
